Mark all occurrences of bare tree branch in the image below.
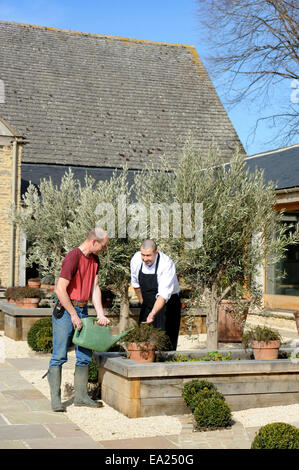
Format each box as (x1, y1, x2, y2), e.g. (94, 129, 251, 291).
(196, 0, 299, 145)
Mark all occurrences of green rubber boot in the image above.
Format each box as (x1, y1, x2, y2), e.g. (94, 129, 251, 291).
(47, 366, 66, 412)
(74, 365, 103, 408)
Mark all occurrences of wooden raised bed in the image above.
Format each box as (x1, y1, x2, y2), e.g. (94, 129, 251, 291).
(0, 301, 207, 341)
(94, 348, 299, 418)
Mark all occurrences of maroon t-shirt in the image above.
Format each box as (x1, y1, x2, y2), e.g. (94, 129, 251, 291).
(59, 248, 99, 302)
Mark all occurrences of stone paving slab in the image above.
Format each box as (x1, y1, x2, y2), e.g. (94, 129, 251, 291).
(3, 410, 71, 425)
(0, 414, 7, 426)
(0, 424, 52, 441)
(46, 422, 96, 439)
(25, 437, 104, 449)
(0, 398, 31, 412)
(6, 357, 75, 370)
(1, 388, 45, 400)
(23, 398, 52, 411)
(0, 440, 28, 449)
(99, 435, 180, 449)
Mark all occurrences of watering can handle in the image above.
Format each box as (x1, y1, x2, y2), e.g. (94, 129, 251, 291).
(92, 318, 110, 328)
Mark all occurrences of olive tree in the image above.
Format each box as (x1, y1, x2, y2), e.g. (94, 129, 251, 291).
(13, 168, 141, 330)
(64, 167, 141, 331)
(13, 169, 82, 279)
(134, 138, 299, 348)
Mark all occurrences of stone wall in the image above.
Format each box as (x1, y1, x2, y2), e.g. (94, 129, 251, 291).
(0, 142, 22, 287)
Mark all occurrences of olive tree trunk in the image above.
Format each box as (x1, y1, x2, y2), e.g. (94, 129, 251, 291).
(205, 284, 220, 350)
(118, 281, 137, 333)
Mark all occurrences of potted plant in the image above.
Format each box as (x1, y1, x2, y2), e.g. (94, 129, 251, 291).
(5, 286, 25, 303)
(28, 277, 41, 288)
(5, 287, 16, 303)
(242, 325, 282, 360)
(14, 286, 44, 308)
(217, 290, 252, 343)
(124, 323, 170, 363)
(40, 274, 55, 292)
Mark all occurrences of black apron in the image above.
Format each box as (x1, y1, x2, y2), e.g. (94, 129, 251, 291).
(138, 253, 181, 350)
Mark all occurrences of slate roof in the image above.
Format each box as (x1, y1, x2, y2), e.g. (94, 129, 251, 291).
(0, 21, 244, 170)
(245, 144, 299, 190)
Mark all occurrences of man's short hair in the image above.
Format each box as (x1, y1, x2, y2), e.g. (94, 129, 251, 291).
(87, 228, 108, 242)
(141, 239, 157, 252)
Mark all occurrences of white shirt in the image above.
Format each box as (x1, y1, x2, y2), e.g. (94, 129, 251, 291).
(130, 250, 180, 303)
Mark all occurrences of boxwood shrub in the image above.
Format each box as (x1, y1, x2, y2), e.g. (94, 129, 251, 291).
(27, 317, 53, 353)
(193, 397, 232, 430)
(182, 379, 217, 410)
(188, 389, 225, 413)
(251, 422, 299, 449)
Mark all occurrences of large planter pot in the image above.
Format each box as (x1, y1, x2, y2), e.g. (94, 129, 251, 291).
(7, 299, 15, 304)
(41, 284, 55, 292)
(251, 340, 281, 360)
(28, 281, 41, 288)
(20, 297, 40, 309)
(293, 311, 299, 335)
(218, 299, 249, 343)
(126, 342, 156, 363)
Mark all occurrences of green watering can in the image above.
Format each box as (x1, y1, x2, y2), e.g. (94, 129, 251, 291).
(72, 317, 133, 352)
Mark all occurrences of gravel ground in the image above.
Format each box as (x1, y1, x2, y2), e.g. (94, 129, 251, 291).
(1, 319, 299, 441)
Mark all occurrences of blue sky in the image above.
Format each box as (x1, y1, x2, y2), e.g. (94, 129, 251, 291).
(1, 0, 297, 155)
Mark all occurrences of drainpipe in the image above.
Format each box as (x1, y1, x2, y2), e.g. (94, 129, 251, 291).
(9, 139, 18, 286)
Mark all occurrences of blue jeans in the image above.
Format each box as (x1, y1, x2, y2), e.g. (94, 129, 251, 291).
(49, 305, 92, 368)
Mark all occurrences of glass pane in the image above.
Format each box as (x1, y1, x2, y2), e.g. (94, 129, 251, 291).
(266, 211, 299, 296)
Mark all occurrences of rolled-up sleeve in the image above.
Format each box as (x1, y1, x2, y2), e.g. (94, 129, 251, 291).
(157, 260, 177, 302)
(130, 253, 140, 288)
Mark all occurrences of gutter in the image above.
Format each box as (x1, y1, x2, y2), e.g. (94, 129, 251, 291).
(275, 187, 299, 194)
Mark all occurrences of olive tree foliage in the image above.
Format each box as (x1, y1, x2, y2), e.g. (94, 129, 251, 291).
(196, 0, 299, 145)
(12, 170, 82, 278)
(64, 168, 141, 331)
(13, 168, 141, 330)
(135, 138, 299, 348)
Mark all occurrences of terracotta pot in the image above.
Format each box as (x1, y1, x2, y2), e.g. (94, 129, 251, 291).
(8, 298, 15, 303)
(41, 284, 55, 292)
(16, 299, 24, 307)
(20, 297, 40, 309)
(126, 342, 156, 363)
(251, 340, 281, 360)
(293, 311, 299, 335)
(218, 299, 249, 343)
(28, 281, 41, 288)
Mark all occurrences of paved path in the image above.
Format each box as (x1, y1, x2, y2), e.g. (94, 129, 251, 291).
(0, 358, 264, 450)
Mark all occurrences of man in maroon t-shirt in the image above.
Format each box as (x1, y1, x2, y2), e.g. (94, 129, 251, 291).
(46, 228, 110, 411)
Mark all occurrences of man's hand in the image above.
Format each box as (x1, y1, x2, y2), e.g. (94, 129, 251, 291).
(96, 314, 110, 326)
(146, 311, 155, 324)
(70, 312, 83, 330)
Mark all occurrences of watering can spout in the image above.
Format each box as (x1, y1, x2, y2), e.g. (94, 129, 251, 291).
(112, 327, 134, 346)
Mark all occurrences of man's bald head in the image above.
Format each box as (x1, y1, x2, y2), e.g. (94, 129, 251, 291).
(141, 239, 157, 252)
(87, 228, 108, 242)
